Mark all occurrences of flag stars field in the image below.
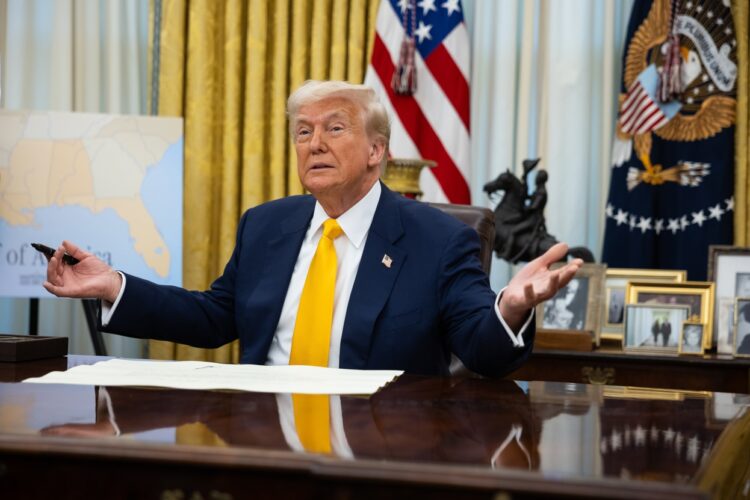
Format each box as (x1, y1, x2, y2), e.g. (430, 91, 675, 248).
(414, 21, 432, 43)
(606, 197, 735, 235)
(417, 0, 436, 15)
(691, 210, 707, 227)
(441, 0, 460, 16)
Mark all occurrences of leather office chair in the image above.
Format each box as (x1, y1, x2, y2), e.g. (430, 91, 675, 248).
(427, 203, 495, 275)
(426, 203, 496, 377)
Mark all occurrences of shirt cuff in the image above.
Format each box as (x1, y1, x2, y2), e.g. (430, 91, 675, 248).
(494, 287, 535, 348)
(101, 272, 126, 327)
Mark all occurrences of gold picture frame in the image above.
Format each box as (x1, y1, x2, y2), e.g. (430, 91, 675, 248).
(623, 303, 690, 354)
(678, 320, 705, 356)
(625, 281, 715, 350)
(536, 263, 606, 345)
(733, 296, 750, 358)
(604, 385, 711, 401)
(601, 268, 687, 342)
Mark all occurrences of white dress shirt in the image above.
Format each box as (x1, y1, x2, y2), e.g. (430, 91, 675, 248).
(104, 181, 533, 361)
(266, 181, 382, 367)
(276, 393, 354, 458)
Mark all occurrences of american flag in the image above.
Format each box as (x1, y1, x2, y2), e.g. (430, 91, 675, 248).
(619, 64, 681, 135)
(365, 0, 471, 204)
(602, 0, 735, 282)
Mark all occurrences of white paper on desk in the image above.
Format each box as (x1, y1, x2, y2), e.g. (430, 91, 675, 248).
(23, 359, 402, 395)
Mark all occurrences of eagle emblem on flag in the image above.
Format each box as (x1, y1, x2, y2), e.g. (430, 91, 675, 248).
(602, 0, 736, 280)
(613, 0, 736, 191)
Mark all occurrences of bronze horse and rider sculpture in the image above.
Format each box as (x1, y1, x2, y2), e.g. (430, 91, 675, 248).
(483, 159, 594, 264)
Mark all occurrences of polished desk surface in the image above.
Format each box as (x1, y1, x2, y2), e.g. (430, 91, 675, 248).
(1, 356, 749, 499)
(510, 347, 750, 394)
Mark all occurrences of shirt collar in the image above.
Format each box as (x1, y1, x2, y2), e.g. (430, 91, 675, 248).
(309, 181, 381, 248)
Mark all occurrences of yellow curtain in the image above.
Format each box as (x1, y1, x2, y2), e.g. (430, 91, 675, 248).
(735, 0, 750, 245)
(146, 0, 379, 362)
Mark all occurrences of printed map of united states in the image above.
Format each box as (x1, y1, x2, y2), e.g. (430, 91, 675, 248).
(0, 111, 183, 297)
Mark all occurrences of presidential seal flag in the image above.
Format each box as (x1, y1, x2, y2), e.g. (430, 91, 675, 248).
(365, 0, 471, 204)
(602, 0, 737, 280)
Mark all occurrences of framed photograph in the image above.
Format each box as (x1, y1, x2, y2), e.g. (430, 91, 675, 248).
(601, 268, 687, 342)
(734, 297, 750, 358)
(624, 304, 690, 353)
(716, 297, 736, 354)
(706, 392, 750, 429)
(707, 245, 750, 353)
(536, 263, 606, 344)
(625, 281, 715, 350)
(678, 321, 705, 355)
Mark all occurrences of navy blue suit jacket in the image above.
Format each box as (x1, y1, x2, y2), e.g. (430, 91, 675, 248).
(103, 184, 534, 376)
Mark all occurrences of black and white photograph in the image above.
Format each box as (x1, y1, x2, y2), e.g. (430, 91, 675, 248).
(624, 304, 690, 353)
(537, 263, 606, 344)
(735, 273, 750, 298)
(717, 298, 736, 354)
(708, 246, 750, 354)
(734, 299, 750, 358)
(606, 287, 626, 326)
(542, 277, 589, 330)
(679, 322, 704, 355)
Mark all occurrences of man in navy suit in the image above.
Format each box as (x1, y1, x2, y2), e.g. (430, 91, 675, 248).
(43, 80, 581, 377)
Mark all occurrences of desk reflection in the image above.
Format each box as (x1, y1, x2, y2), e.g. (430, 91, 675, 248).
(39, 378, 543, 471)
(24, 376, 748, 486)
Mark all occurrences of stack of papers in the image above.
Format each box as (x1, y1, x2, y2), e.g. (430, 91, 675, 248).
(24, 359, 402, 395)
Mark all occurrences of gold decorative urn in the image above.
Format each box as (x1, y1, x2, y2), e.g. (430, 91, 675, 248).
(381, 158, 437, 199)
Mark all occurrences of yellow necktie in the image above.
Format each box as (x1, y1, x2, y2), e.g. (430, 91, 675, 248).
(290, 218, 342, 366)
(290, 218, 342, 454)
(292, 393, 331, 453)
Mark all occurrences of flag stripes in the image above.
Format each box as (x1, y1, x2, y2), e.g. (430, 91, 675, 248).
(619, 81, 669, 134)
(365, 0, 471, 204)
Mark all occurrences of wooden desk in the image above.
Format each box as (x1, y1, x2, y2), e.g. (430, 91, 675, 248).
(1, 356, 748, 499)
(508, 349, 750, 394)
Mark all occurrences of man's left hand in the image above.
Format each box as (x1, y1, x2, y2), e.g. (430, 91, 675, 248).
(498, 242, 583, 332)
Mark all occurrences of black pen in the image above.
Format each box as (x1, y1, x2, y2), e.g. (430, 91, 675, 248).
(31, 243, 80, 265)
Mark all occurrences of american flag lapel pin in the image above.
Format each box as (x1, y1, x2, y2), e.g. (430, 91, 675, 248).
(381, 254, 392, 269)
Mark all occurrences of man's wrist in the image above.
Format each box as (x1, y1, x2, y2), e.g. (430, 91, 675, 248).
(498, 296, 528, 333)
(106, 271, 123, 303)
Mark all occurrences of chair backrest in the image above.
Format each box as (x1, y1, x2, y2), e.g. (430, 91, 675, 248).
(427, 203, 495, 275)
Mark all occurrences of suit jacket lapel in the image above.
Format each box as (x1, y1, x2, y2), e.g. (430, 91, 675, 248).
(243, 197, 314, 363)
(340, 185, 405, 369)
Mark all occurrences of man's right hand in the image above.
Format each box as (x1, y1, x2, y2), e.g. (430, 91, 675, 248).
(43, 241, 122, 303)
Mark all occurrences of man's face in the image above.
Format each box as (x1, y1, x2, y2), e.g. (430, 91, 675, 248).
(293, 97, 384, 212)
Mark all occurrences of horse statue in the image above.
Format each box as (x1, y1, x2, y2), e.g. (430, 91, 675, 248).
(483, 163, 594, 264)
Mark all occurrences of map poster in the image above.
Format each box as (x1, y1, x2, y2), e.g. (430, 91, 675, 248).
(0, 111, 183, 298)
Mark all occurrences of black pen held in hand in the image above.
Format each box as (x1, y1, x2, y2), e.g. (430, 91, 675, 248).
(31, 243, 80, 266)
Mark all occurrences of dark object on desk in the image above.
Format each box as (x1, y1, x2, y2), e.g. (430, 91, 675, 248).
(535, 329, 593, 352)
(31, 243, 80, 265)
(483, 159, 595, 264)
(0, 333, 67, 362)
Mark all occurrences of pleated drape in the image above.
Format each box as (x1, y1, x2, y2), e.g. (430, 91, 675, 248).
(734, 0, 750, 245)
(148, 0, 379, 363)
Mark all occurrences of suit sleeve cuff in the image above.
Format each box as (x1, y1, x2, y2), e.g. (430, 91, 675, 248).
(494, 287, 535, 348)
(101, 272, 126, 327)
